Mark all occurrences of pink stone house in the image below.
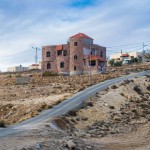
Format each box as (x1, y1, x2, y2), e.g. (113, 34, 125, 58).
(42, 33, 106, 75)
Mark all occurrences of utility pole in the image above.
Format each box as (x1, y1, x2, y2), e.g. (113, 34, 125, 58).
(89, 41, 92, 85)
(142, 42, 148, 53)
(121, 49, 122, 54)
(142, 43, 148, 63)
(32, 47, 41, 73)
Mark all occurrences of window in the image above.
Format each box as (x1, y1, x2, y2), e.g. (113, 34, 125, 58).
(91, 49, 96, 55)
(57, 50, 62, 56)
(47, 63, 51, 69)
(100, 51, 103, 57)
(74, 55, 78, 60)
(74, 42, 78, 46)
(63, 50, 67, 56)
(89, 60, 96, 66)
(60, 62, 64, 68)
(46, 51, 50, 57)
(84, 61, 86, 66)
(74, 66, 76, 71)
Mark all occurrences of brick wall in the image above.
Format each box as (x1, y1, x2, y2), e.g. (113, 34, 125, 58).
(56, 44, 70, 74)
(42, 34, 107, 75)
(42, 45, 58, 73)
(69, 38, 84, 75)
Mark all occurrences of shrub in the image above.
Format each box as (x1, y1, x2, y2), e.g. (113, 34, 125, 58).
(42, 71, 58, 76)
(131, 57, 138, 63)
(133, 86, 143, 95)
(86, 102, 94, 107)
(121, 93, 125, 96)
(111, 85, 118, 89)
(39, 102, 52, 110)
(16, 74, 21, 77)
(140, 103, 149, 109)
(68, 110, 77, 116)
(147, 85, 150, 91)
(0, 120, 5, 128)
(109, 105, 115, 109)
(109, 59, 115, 66)
(114, 61, 122, 66)
(7, 74, 12, 78)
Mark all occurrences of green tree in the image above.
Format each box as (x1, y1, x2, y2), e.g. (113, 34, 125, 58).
(131, 57, 138, 63)
(114, 61, 122, 66)
(109, 59, 115, 66)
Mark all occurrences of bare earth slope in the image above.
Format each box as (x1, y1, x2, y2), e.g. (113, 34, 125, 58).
(64, 75, 150, 150)
(0, 75, 150, 150)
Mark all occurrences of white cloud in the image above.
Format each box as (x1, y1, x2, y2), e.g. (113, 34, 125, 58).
(0, 0, 150, 71)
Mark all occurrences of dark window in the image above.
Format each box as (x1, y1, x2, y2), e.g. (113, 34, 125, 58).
(46, 51, 50, 57)
(91, 49, 96, 55)
(100, 51, 103, 57)
(84, 61, 86, 66)
(74, 55, 78, 60)
(47, 63, 51, 69)
(63, 50, 67, 56)
(57, 50, 62, 56)
(74, 42, 78, 46)
(60, 62, 64, 68)
(74, 66, 76, 71)
(89, 60, 96, 66)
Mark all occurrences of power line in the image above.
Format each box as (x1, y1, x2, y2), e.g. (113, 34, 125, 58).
(106, 45, 143, 52)
(106, 40, 150, 48)
(0, 49, 32, 58)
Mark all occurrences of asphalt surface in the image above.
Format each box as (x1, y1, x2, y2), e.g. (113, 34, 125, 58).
(0, 70, 150, 137)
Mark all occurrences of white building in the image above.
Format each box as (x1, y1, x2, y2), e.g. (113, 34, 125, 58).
(7, 65, 29, 72)
(28, 62, 42, 70)
(110, 51, 142, 61)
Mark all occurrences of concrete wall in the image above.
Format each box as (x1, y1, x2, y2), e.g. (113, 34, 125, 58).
(7, 66, 29, 72)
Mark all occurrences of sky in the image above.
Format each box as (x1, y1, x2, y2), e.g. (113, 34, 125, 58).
(0, 0, 150, 71)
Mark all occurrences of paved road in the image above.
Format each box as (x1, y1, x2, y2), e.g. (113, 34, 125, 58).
(0, 70, 150, 137)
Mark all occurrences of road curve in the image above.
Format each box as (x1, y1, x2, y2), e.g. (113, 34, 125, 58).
(0, 70, 150, 137)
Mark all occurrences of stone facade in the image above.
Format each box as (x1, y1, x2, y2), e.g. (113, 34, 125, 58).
(42, 33, 106, 75)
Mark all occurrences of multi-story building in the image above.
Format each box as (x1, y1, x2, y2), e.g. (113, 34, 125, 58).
(42, 33, 106, 75)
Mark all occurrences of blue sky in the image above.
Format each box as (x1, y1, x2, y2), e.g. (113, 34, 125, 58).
(0, 0, 150, 71)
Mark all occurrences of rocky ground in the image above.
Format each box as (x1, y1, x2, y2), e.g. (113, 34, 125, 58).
(61, 75, 150, 150)
(0, 72, 149, 150)
(0, 63, 149, 126)
(0, 63, 150, 150)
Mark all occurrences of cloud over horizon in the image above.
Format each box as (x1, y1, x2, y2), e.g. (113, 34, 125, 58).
(0, 0, 150, 71)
